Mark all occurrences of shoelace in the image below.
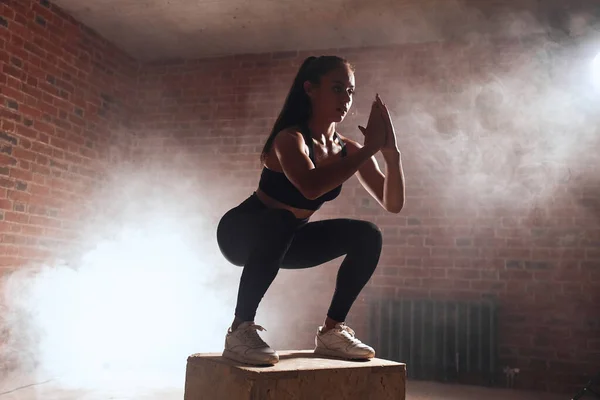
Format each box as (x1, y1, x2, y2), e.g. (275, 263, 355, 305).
(240, 324, 268, 348)
(336, 324, 362, 345)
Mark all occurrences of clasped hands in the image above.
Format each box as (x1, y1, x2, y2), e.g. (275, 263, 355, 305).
(358, 94, 399, 156)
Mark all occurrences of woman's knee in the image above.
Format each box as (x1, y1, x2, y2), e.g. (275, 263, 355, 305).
(355, 221, 383, 275)
(355, 220, 383, 251)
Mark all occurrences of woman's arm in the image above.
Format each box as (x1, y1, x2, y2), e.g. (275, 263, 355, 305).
(272, 128, 381, 200)
(339, 137, 405, 213)
(271, 98, 387, 200)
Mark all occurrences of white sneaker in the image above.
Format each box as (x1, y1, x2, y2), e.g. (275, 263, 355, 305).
(222, 321, 279, 365)
(314, 323, 375, 360)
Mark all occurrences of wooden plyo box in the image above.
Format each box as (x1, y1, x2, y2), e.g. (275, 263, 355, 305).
(184, 350, 406, 400)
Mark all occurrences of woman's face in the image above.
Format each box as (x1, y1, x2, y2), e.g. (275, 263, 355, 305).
(306, 65, 355, 123)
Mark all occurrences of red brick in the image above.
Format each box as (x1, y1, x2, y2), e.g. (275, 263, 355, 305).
(0, 199, 11, 210)
(0, 256, 21, 267)
(12, 147, 37, 162)
(447, 268, 480, 280)
(8, 168, 31, 182)
(397, 267, 429, 278)
(586, 248, 600, 259)
(0, 0, 137, 286)
(20, 225, 44, 236)
(4, 211, 28, 223)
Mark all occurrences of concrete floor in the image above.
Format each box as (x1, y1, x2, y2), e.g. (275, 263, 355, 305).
(407, 381, 568, 400)
(0, 377, 570, 400)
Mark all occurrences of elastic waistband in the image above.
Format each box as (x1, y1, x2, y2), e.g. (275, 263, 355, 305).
(238, 192, 310, 226)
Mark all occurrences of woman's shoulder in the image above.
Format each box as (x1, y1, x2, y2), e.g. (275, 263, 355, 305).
(280, 125, 304, 135)
(272, 126, 309, 150)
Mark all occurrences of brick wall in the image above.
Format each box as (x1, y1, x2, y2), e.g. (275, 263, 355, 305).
(0, 0, 137, 369)
(0, 0, 138, 266)
(134, 40, 600, 393)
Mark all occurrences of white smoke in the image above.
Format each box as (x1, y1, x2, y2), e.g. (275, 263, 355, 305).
(0, 165, 240, 398)
(378, 31, 600, 212)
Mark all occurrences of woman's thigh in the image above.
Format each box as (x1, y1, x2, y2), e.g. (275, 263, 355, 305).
(216, 203, 302, 267)
(281, 218, 381, 269)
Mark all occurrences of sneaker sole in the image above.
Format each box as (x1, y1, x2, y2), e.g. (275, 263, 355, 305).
(314, 346, 375, 360)
(222, 349, 279, 366)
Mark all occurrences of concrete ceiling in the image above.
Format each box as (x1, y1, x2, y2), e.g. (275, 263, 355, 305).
(49, 0, 592, 62)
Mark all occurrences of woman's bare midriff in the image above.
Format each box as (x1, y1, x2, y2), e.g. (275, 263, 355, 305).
(255, 188, 316, 220)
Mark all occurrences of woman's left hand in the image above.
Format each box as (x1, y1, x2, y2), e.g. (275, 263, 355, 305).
(375, 94, 399, 154)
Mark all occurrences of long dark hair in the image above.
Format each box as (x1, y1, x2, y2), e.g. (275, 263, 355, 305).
(260, 55, 354, 163)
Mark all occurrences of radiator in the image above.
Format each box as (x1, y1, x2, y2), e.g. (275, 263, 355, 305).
(368, 297, 498, 386)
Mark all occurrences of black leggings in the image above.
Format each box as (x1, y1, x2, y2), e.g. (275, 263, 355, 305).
(216, 192, 383, 322)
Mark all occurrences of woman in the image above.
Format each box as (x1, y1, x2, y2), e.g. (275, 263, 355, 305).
(216, 55, 405, 366)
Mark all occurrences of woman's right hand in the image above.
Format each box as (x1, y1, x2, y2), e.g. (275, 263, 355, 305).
(358, 96, 387, 155)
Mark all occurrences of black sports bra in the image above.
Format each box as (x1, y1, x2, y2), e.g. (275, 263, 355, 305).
(258, 125, 347, 211)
